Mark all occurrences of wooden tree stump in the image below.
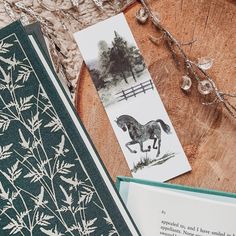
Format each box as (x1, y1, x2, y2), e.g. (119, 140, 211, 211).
(76, 0, 236, 192)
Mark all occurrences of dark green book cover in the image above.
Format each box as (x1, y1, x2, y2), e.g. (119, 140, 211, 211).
(24, 22, 50, 59)
(0, 21, 139, 236)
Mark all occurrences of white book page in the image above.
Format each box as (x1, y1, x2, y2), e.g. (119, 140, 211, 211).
(127, 183, 236, 236)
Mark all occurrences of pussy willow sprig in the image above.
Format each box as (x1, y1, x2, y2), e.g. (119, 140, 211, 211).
(137, 0, 236, 120)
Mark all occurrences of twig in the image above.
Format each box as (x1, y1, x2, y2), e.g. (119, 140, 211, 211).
(138, 0, 236, 120)
(181, 39, 197, 46)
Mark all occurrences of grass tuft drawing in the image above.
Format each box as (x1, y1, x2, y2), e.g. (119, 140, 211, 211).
(131, 153, 176, 173)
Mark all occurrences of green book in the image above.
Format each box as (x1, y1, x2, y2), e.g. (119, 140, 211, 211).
(117, 176, 236, 235)
(0, 21, 140, 236)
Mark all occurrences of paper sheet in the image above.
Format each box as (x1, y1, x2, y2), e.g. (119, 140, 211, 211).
(127, 183, 236, 236)
(74, 13, 191, 182)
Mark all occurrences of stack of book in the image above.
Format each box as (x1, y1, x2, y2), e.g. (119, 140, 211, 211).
(0, 21, 139, 235)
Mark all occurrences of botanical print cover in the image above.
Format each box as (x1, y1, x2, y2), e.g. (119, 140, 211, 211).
(0, 21, 139, 236)
(74, 13, 191, 182)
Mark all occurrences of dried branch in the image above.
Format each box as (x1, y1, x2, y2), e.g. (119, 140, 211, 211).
(138, 0, 236, 120)
(181, 39, 197, 46)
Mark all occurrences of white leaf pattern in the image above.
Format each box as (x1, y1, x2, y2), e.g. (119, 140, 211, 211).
(0, 40, 13, 54)
(19, 95, 33, 111)
(0, 115, 10, 132)
(35, 212, 54, 226)
(40, 226, 63, 236)
(18, 129, 30, 149)
(0, 144, 13, 160)
(0, 182, 9, 200)
(16, 66, 31, 83)
(45, 116, 63, 132)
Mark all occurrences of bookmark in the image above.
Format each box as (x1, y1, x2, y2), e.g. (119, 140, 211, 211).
(74, 13, 191, 182)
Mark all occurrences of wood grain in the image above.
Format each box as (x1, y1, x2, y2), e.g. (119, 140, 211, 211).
(76, 0, 236, 192)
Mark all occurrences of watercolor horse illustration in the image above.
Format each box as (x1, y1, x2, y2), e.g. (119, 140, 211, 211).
(115, 115, 171, 157)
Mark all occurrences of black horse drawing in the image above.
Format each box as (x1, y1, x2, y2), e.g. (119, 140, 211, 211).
(115, 115, 171, 157)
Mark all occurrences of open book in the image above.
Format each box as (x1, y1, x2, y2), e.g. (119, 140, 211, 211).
(117, 177, 236, 236)
(0, 21, 139, 235)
